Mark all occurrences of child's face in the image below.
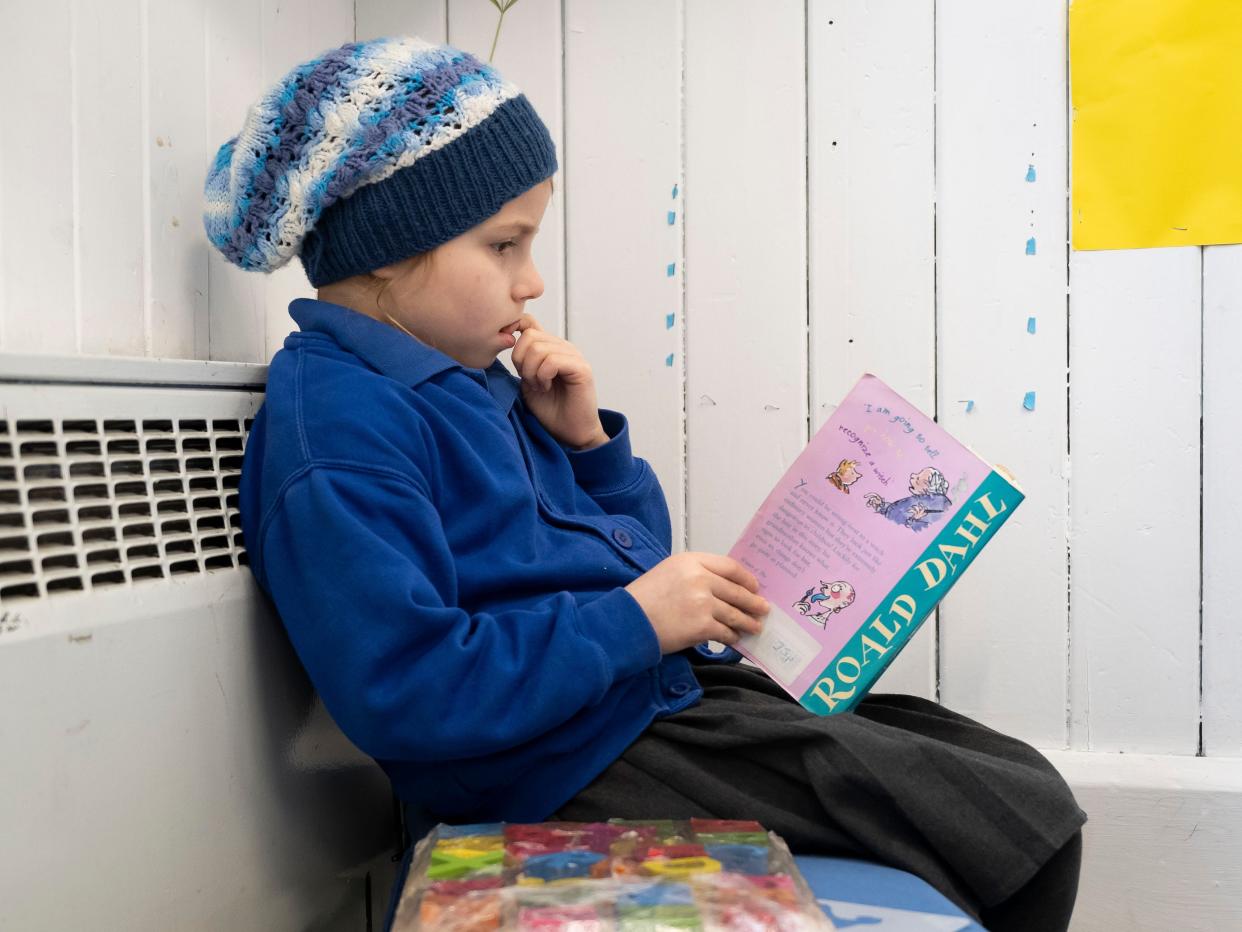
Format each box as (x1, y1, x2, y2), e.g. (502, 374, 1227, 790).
(376, 179, 553, 369)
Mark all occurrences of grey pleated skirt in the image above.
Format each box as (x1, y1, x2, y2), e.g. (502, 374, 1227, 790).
(554, 662, 1086, 923)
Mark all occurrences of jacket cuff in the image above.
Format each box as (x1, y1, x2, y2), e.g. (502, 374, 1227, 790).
(690, 642, 744, 664)
(576, 586, 661, 681)
(564, 409, 640, 494)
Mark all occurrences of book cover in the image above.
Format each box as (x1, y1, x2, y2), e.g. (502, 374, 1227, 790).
(729, 373, 1024, 715)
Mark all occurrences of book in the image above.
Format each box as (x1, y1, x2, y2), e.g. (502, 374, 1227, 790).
(730, 373, 1023, 715)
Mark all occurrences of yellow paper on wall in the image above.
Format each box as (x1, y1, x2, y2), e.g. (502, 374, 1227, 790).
(1070, 0, 1242, 250)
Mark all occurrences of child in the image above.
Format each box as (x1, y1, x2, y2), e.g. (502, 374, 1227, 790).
(206, 37, 1085, 931)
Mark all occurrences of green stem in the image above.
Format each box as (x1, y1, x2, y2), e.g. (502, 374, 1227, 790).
(489, 9, 506, 62)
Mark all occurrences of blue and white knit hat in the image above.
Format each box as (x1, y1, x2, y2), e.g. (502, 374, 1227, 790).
(203, 37, 557, 287)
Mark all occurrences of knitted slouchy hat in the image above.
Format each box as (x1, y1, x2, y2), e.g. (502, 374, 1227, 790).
(203, 36, 557, 287)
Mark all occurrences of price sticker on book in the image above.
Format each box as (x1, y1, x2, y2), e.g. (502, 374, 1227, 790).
(738, 610, 821, 687)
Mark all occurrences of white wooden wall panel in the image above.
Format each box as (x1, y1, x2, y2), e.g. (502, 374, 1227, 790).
(935, 0, 1069, 746)
(0, 0, 77, 354)
(684, 0, 808, 555)
(449, 0, 566, 339)
(356, 0, 447, 46)
(5, 0, 1242, 764)
(1202, 245, 1242, 755)
(73, 0, 145, 357)
(148, 0, 211, 359)
(808, 1, 937, 700)
(1069, 247, 1201, 753)
(563, 0, 686, 545)
(259, 0, 355, 360)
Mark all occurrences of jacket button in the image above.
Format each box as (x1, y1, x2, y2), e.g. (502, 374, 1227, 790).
(669, 682, 692, 697)
(612, 527, 633, 548)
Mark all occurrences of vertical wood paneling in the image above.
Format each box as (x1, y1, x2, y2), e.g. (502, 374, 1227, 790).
(148, 0, 210, 359)
(448, 0, 566, 338)
(259, 0, 354, 361)
(0, 0, 76, 354)
(684, 0, 808, 555)
(564, 0, 686, 545)
(355, 0, 447, 44)
(1069, 247, 1201, 753)
(808, 1, 937, 700)
(74, 0, 145, 357)
(205, 0, 266, 363)
(935, 0, 1069, 745)
(3, 0, 1236, 759)
(1202, 245, 1242, 755)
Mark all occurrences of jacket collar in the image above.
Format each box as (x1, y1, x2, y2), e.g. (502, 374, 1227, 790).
(288, 298, 520, 412)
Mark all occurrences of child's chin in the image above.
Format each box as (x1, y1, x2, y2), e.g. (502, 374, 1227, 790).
(454, 349, 499, 370)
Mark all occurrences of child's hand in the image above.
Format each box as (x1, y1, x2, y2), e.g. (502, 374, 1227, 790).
(511, 315, 609, 449)
(625, 553, 770, 654)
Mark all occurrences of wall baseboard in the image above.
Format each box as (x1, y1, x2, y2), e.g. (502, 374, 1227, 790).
(1040, 750, 1242, 932)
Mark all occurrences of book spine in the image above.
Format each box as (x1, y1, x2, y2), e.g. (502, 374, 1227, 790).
(797, 470, 1025, 715)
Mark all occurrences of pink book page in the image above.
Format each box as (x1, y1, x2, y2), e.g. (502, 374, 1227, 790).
(728, 373, 996, 698)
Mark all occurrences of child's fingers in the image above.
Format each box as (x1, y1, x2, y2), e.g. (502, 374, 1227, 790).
(695, 553, 761, 593)
(511, 321, 558, 368)
(524, 352, 574, 391)
(515, 340, 554, 384)
(510, 314, 542, 360)
(535, 352, 591, 389)
(517, 341, 585, 390)
(512, 330, 547, 370)
(712, 602, 763, 638)
(708, 622, 743, 646)
(709, 575, 769, 619)
(533, 354, 562, 390)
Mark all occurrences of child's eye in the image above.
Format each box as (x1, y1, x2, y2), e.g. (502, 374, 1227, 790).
(492, 240, 518, 255)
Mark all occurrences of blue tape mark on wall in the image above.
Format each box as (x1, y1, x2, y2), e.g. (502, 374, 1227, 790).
(1026, 164, 1037, 182)
(1023, 391, 1036, 411)
(666, 313, 675, 329)
(667, 262, 676, 277)
(965, 400, 975, 413)
(665, 353, 674, 367)
(667, 211, 676, 225)
(1025, 237, 1036, 255)
(1027, 316, 1036, 334)
(672, 184, 679, 199)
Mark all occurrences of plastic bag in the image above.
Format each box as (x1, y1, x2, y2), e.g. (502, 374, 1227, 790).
(390, 818, 835, 930)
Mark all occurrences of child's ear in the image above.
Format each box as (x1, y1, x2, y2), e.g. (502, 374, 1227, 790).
(373, 252, 432, 285)
(370, 259, 403, 281)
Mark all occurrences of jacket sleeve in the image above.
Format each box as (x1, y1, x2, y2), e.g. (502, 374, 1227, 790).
(563, 409, 672, 552)
(255, 464, 662, 763)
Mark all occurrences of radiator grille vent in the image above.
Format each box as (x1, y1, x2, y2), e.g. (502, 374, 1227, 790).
(0, 416, 253, 603)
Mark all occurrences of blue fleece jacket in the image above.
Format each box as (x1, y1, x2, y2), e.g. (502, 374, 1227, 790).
(239, 298, 704, 822)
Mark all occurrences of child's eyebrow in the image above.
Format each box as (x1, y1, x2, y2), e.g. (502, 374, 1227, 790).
(489, 221, 538, 236)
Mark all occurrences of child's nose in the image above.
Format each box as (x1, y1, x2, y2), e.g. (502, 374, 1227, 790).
(518, 258, 544, 301)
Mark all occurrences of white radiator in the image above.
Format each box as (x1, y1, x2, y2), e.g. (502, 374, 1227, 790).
(0, 354, 396, 931)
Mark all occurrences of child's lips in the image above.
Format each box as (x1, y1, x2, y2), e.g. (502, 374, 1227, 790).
(498, 321, 522, 348)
